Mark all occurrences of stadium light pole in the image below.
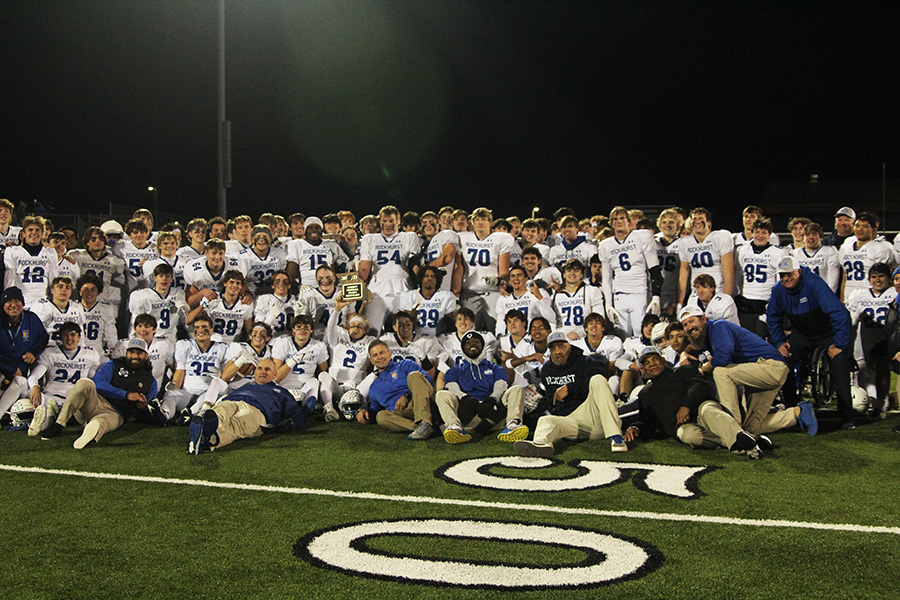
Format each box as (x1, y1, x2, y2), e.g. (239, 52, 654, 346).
(531, 206, 540, 219)
(217, 0, 231, 219)
(147, 186, 159, 218)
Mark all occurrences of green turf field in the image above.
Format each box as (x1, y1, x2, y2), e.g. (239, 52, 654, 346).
(2, 410, 899, 600)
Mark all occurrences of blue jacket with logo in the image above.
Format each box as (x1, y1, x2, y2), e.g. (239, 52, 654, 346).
(766, 266, 852, 350)
(0, 310, 49, 379)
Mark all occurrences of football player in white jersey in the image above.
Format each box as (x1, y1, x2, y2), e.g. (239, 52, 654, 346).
(47, 232, 79, 282)
(224, 215, 253, 256)
(187, 270, 253, 344)
(142, 231, 187, 291)
(420, 211, 461, 294)
(254, 270, 295, 338)
(176, 218, 208, 262)
(3, 216, 58, 308)
(732, 205, 779, 249)
(162, 314, 229, 424)
(839, 212, 895, 302)
(216, 322, 275, 393)
(129, 263, 187, 341)
(520, 246, 562, 292)
(519, 218, 551, 265)
(25, 322, 102, 436)
(552, 259, 606, 339)
(115, 313, 175, 396)
(689, 274, 740, 326)
(76, 273, 118, 355)
(508, 316, 552, 387)
(0, 198, 21, 247)
(493, 218, 523, 267)
(69, 226, 126, 310)
(494, 265, 553, 336)
(497, 310, 532, 387)
(30, 276, 85, 343)
(734, 217, 785, 337)
(572, 312, 624, 386)
(846, 262, 897, 417)
(547, 215, 597, 269)
(358, 205, 422, 334)
(295, 265, 353, 340)
(319, 307, 376, 419)
(793, 222, 841, 294)
(677, 207, 735, 306)
(238, 226, 287, 295)
(785, 217, 811, 251)
(286, 217, 349, 287)
(655, 208, 683, 316)
(273, 314, 330, 408)
(598, 207, 663, 337)
(396, 266, 458, 338)
(184, 239, 241, 308)
(113, 218, 157, 296)
(457, 207, 514, 332)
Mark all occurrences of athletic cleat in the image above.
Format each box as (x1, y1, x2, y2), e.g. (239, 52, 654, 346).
(443, 427, 472, 444)
(28, 405, 48, 437)
(73, 420, 101, 449)
(201, 410, 220, 448)
(842, 421, 856, 430)
(147, 399, 168, 426)
(514, 440, 554, 457)
(797, 401, 818, 436)
(610, 434, 628, 452)
(187, 415, 207, 454)
(497, 422, 529, 442)
(407, 420, 434, 441)
(756, 434, 774, 451)
(730, 431, 758, 453)
(40, 421, 63, 440)
(176, 408, 193, 427)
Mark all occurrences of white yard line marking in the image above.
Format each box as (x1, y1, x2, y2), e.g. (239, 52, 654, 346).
(2, 463, 898, 536)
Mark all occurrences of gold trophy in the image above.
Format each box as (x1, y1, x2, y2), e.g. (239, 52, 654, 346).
(339, 271, 366, 302)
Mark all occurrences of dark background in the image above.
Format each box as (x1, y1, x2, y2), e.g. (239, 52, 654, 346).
(1, 1, 897, 231)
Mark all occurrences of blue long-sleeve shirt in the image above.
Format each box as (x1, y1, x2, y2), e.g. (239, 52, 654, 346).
(766, 266, 852, 350)
(367, 359, 431, 417)
(703, 319, 783, 368)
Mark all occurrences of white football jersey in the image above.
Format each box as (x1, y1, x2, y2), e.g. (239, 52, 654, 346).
(272, 337, 328, 387)
(396, 289, 458, 337)
(28, 346, 102, 399)
(494, 291, 553, 336)
(793, 246, 841, 294)
(552, 285, 605, 331)
(69, 249, 126, 306)
(688, 294, 740, 326)
(204, 297, 254, 343)
(327, 332, 375, 387)
(296, 287, 351, 340)
(598, 230, 659, 295)
(238, 246, 287, 293)
(498, 333, 531, 386)
(129, 287, 187, 340)
(0, 225, 22, 246)
(512, 338, 549, 385)
(224, 342, 273, 383)
(547, 235, 598, 269)
(458, 231, 514, 294)
(253, 293, 296, 337)
(183, 255, 241, 294)
(56, 257, 80, 283)
(572, 335, 624, 365)
(736, 244, 786, 301)
(30, 299, 85, 343)
(113, 239, 157, 292)
(360, 232, 421, 287)
(80, 301, 118, 354)
(174, 339, 229, 394)
(839, 239, 895, 298)
(286, 239, 349, 287)
(678, 230, 734, 291)
(142, 255, 188, 291)
(3, 245, 59, 308)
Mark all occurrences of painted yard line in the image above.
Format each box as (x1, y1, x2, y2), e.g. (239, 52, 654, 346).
(3, 463, 898, 536)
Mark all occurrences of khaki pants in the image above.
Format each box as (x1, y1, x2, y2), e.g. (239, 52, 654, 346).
(56, 379, 124, 442)
(211, 400, 267, 448)
(436, 385, 524, 430)
(713, 359, 790, 435)
(375, 372, 436, 432)
(677, 401, 745, 449)
(533, 375, 622, 446)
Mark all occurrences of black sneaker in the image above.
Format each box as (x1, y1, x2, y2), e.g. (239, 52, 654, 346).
(175, 408, 193, 426)
(40, 422, 63, 440)
(756, 435, 774, 451)
(729, 431, 757, 453)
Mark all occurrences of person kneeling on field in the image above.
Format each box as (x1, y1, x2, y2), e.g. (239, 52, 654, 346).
(436, 331, 527, 444)
(355, 340, 437, 440)
(514, 332, 627, 456)
(41, 338, 157, 449)
(187, 358, 314, 454)
(624, 347, 765, 460)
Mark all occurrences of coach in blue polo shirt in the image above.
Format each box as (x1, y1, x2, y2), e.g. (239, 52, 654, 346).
(679, 305, 817, 437)
(356, 339, 437, 440)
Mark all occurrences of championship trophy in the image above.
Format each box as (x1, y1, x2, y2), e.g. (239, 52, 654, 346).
(339, 271, 366, 302)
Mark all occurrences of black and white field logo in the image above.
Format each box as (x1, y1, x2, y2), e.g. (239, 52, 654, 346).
(435, 456, 718, 499)
(295, 518, 663, 590)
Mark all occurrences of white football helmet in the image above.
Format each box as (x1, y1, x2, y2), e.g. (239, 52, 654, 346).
(851, 386, 869, 413)
(338, 390, 366, 420)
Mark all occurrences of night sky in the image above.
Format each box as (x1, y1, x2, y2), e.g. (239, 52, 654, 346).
(1, 1, 898, 230)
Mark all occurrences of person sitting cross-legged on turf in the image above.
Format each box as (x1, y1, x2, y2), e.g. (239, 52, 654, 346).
(41, 338, 157, 449)
(514, 332, 626, 456)
(355, 340, 438, 440)
(435, 331, 527, 443)
(1, 286, 51, 423)
(188, 358, 315, 454)
(624, 347, 765, 460)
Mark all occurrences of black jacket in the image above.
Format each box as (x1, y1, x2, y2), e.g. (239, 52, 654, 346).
(540, 345, 607, 416)
(634, 366, 713, 438)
